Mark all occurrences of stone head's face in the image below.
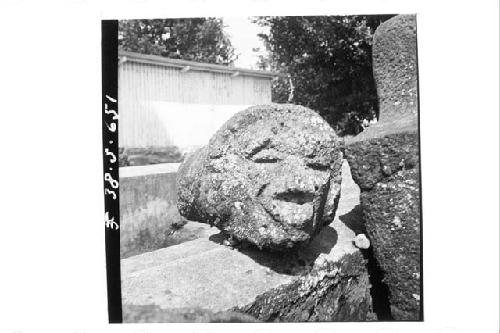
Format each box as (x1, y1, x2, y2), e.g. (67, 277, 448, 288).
(178, 104, 343, 251)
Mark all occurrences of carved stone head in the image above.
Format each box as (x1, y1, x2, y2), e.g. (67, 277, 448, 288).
(177, 104, 343, 251)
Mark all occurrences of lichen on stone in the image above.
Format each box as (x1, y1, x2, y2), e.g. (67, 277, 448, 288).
(177, 104, 344, 251)
(343, 14, 422, 321)
(233, 252, 374, 322)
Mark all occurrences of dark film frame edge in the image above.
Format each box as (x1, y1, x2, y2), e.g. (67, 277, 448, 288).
(101, 19, 123, 324)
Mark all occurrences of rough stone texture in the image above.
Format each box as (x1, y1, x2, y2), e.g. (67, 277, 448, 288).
(361, 169, 421, 320)
(123, 305, 260, 323)
(346, 137, 421, 321)
(120, 170, 183, 258)
(177, 104, 343, 251)
(373, 14, 418, 124)
(121, 236, 295, 313)
(344, 14, 422, 320)
(122, 160, 374, 322)
(235, 252, 374, 322)
(344, 132, 419, 191)
(348, 14, 418, 144)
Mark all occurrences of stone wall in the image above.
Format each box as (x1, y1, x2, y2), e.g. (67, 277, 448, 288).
(344, 14, 422, 320)
(119, 146, 185, 167)
(119, 164, 213, 258)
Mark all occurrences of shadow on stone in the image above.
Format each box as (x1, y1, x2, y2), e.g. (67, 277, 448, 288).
(297, 225, 338, 262)
(338, 204, 366, 235)
(360, 246, 394, 321)
(208, 226, 339, 276)
(339, 204, 394, 320)
(208, 232, 226, 245)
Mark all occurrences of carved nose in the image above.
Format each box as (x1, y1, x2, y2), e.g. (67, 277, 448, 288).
(274, 190, 315, 205)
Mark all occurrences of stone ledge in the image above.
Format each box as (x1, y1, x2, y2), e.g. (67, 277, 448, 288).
(123, 305, 260, 323)
(119, 146, 184, 167)
(120, 163, 181, 178)
(345, 115, 418, 144)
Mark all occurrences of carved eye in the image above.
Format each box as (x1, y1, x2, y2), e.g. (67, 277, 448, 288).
(254, 157, 280, 163)
(307, 162, 330, 171)
(250, 148, 282, 163)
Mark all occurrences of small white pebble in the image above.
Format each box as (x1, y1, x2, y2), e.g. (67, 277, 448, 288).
(222, 238, 238, 247)
(353, 234, 371, 249)
(412, 293, 420, 301)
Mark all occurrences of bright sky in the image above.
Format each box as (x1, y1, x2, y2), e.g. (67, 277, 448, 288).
(222, 17, 269, 69)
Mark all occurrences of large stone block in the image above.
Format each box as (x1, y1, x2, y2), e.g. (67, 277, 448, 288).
(373, 14, 418, 124)
(346, 133, 421, 321)
(344, 14, 422, 320)
(361, 169, 421, 320)
(236, 252, 373, 322)
(344, 132, 419, 191)
(123, 305, 260, 323)
(349, 14, 418, 144)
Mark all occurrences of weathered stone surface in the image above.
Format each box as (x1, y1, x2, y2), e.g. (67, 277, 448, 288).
(344, 132, 419, 191)
(348, 14, 418, 144)
(177, 104, 343, 251)
(123, 305, 260, 323)
(373, 14, 418, 123)
(361, 169, 421, 320)
(121, 236, 294, 312)
(120, 170, 181, 258)
(122, 160, 373, 322)
(346, 133, 421, 320)
(343, 14, 421, 320)
(235, 252, 374, 322)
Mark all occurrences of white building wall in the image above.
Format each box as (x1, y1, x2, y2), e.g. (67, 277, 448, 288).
(118, 61, 272, 149)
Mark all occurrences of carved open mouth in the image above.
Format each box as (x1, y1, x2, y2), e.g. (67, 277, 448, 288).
(274, 190, 316, 205)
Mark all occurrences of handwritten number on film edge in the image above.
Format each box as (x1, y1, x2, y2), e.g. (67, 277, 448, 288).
(104, 94, 119, 230)
(105, 188, 117, 200)
(105, 148, 117, 163)
(104, 211, 119, 230)
(104, 173, 118, 189)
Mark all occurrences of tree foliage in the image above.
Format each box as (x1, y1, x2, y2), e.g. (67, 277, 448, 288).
(254, 15, 394, 136)
(119, 18, 236, 65)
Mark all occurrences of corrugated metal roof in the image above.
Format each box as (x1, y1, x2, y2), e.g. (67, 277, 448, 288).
(119, 51, 283, 79)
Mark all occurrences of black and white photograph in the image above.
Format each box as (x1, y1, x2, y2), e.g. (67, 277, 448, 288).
(0, 1, 498, 332)
(109, 14, 423, 323)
